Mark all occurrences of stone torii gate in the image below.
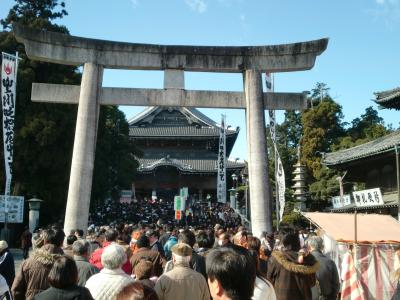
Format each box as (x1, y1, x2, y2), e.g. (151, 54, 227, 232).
(14, 25, 328, 237)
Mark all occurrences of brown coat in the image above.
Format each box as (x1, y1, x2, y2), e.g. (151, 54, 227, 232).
(155, 264, 210, 300)
(130, 247, 164, 277)
(11, 245, 63, 300)
(266, 250, 319, 300)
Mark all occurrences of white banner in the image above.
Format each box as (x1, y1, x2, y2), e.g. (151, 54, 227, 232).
(353, 188, 383, 207)
(2, 52, 18, 214)
(266, 72, 285, 221)
(331, 194, 352, 209)
(276, 155, 286, 221)
(217, 115, 226, 203)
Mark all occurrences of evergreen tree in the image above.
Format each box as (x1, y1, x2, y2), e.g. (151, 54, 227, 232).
(0, 0, 139, 224)
(1, 0, 78, 223)
(301, 97, 345, 179)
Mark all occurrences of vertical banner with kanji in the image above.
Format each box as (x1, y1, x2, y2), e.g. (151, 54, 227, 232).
(266, 72, 285, 222)
(1, 53, 18, 208)
(217, 115, 226, 203)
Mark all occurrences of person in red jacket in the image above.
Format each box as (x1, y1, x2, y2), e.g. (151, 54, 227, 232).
(89, 229, 132, 275)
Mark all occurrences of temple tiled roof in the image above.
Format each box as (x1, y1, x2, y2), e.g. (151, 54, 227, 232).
(130, 126, 237, 137)
(137, 156, 245, 173)
(374, 87, 400, 110)
(324, 130, 400, 166)
(129, 107, 219, 127)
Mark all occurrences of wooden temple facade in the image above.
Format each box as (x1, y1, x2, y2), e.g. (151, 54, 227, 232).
(323, 88, 400, 215)
(129, 107, 245, 203)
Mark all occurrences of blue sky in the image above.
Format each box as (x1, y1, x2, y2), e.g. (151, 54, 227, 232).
(1, 0, 400, 160)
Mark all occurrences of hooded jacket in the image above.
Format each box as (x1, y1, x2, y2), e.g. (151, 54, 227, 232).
(11, 244, 63, 300)
(266, 250, 319, 300)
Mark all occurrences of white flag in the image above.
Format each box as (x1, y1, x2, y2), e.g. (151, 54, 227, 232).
(276, 156, 286, 221)
(217, 115, 226, 203)
(266, 72, 285, 221)
(1, 53, 18, 201)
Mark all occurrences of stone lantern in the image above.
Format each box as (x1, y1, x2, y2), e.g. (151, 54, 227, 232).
(27, 198, 43, 233)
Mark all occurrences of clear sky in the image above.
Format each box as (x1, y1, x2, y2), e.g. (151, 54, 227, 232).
(1, 0, 399, 160)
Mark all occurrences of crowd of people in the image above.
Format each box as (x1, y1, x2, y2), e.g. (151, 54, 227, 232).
(89, 198, 242, 229)
(0, 198, 348, 299)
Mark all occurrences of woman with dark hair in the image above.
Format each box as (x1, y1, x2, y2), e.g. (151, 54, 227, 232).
(248, 250, 276, 300)
(247, 237, 268, 276)
(34, 255, 93, 300)
(266, 228, 319, 300)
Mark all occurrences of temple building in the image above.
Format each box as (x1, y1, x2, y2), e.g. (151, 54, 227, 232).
(324, 130, 400, 214)
(129, 106, 245, 202)
(374, 87, 400, 110)
(323, 88, 400, 215)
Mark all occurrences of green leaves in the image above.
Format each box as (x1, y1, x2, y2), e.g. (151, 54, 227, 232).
(0, 0, 139, 224)
(267, 83, 391, 217)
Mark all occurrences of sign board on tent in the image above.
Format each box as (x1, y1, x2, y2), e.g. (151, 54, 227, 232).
(331, 194, 352, 209)
(353, 188, 383, 207)
(0, 195, 24, 223)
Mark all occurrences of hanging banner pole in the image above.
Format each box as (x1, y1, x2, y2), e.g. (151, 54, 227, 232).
(1, 52, 19, 241)
(266, 72, 285, 229)
(217, 114, 226, 203)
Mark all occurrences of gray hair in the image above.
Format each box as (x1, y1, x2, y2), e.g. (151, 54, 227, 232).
(101, 243, 127, 270)
(306, 236, 324, 251)
(72, 240, 90, 256)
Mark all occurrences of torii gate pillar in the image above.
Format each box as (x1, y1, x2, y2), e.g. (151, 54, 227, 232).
(64, 63, 102, 234)
(245, 70, 272, 234)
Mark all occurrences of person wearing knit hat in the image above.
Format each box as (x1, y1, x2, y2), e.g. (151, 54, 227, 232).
(171, 243, 192, 257)
(155, 243, 209, 300)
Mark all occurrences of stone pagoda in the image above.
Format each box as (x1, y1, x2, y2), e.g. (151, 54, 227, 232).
(292, 146, 307, 210)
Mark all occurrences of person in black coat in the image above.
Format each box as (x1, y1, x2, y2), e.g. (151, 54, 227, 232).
(0, 241, 15, 289)
(34, 255, 93, 300)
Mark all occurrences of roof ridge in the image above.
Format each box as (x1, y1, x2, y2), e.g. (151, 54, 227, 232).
(324, 130, 400, 165)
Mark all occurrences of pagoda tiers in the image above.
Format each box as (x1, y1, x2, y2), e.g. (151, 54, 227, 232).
(129, 106, 245, 202)
(374, 87, 400, 110)
(292, 158, 307, 210)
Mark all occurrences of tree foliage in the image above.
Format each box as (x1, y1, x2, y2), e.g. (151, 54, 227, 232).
(92, 107, 141, 205)
(301, 97, 345, 179)
(0, 0, 139, 224)
(267, 82, 392, 217)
